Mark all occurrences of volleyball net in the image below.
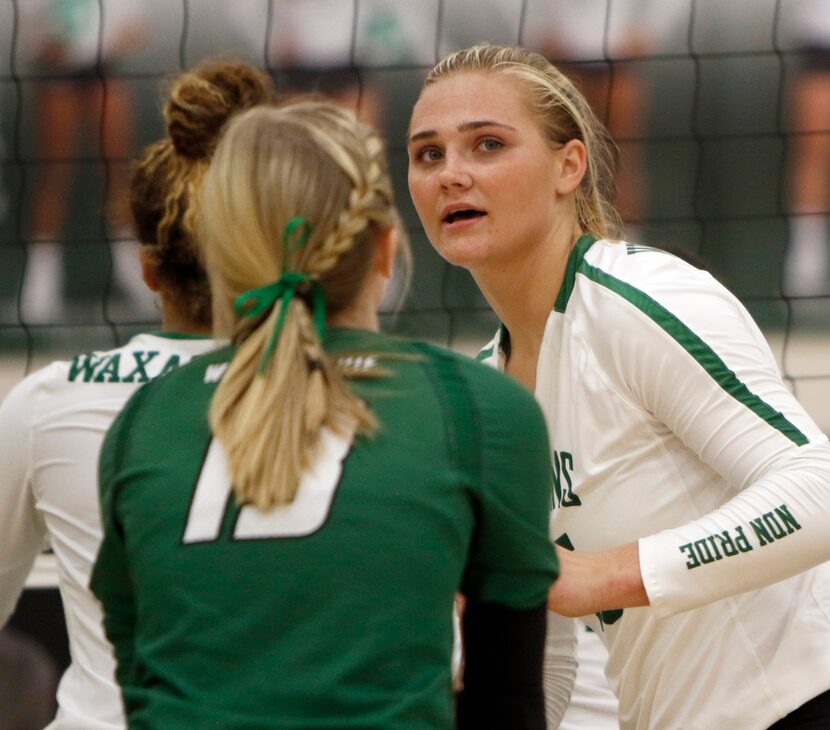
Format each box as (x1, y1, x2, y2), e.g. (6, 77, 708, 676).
(0, 0, 828, 431)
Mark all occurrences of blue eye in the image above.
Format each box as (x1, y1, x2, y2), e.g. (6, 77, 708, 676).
(417, 147, 442, 163)
(479, 138, 503, 152)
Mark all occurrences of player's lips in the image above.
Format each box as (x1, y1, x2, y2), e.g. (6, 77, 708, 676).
(441, 203, 487, 226)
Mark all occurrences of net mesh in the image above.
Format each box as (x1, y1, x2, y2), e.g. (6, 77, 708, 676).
(0, 0, 828, 431)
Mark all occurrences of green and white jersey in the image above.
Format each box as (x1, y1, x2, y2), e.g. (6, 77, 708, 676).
(0, 332, 218, 730)
(90, 327, 558, 730)
(480, 236, 830, 730)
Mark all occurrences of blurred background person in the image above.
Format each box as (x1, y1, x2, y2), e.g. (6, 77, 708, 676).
(19, 0, 152, 323)
(523, 0, 684, 236)
(230, 0, 436, 133)
(785, 0, 830, 297)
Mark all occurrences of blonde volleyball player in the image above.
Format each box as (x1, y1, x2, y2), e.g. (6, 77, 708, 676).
(90, 101, 558, 729)
(407, 43, 830, 729)
(0, 60, 273, 729)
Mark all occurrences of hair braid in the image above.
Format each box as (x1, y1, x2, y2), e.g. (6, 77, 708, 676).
(308, 134, 391, 278)
(201, 102, 403, 510)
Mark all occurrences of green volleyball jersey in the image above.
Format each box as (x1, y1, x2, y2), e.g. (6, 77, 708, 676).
(91, 327, 557, 729)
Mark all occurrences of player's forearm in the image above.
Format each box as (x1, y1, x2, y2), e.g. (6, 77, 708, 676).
(640, 442, 830, 618)
(547, 543, 648, 617)
(456, 600, 547, 730)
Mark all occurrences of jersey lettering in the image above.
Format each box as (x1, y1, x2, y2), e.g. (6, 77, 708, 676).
(182, 427, 353, 544)
(68, 350, 184, 384)
(680, 503, 802, 570)
(68, 353, 106, 382)
(94, 354, 122, 382)
(122, 351, 160, 383)
(551, 451, 581, 509)
(204, 363, 228, 383)
(158, 354, 181, 378)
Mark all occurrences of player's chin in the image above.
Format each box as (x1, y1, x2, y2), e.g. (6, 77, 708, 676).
(433, 236, 491, 270)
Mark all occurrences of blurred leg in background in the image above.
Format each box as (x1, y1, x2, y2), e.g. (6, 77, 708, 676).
(0, 627, 58, 730)
(22, 79, 80, 322)
(786, 27, 830, 297)
(19, 0, 151, 323)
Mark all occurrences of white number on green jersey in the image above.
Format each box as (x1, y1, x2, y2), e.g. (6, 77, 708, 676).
(183, 427, 353, 543)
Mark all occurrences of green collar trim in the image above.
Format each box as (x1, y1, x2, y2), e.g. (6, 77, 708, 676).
(554, 234, 598, 313)
(148, 331, 211, 340)
(493, 235, 598, 360)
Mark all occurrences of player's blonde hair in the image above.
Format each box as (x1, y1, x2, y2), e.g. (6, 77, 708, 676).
(424, 43, 622, 241)
(200, 102, 398, 509)
(131, 60, 275, 326)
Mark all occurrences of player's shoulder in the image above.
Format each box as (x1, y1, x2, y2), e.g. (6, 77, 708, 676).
(0, 361, 63, 419)
(330, 327, 541, 417)
(579, 236, 716, 296)
(123, 343, 232, 404)
(409, 337, 534, 397)
(407, 340, 548, 439)
(565, 235, 738, 326)
(105, 344, 232, 447)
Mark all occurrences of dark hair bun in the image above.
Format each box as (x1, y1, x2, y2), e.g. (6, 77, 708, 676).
(165, 61, 274, 158)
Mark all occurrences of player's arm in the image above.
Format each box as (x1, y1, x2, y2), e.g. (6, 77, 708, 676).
(459, 612, 594, 728)
(638, 448, 830, 619)
(458, 366, 564, 728)
(633, 277, 830, 617)
(90, 407, 139, 697)
(456, 600, 548, 729)
(551, 271, 830, 618)
(0, 375, 48, 626)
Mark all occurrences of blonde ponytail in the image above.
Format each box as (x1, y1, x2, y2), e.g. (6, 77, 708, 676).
(201, 103, 397, 510)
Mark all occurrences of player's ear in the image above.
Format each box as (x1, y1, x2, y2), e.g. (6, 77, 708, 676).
(139, 246, 161, 292)
(554, 139, 587, 196)
(374, 227, 397, 279)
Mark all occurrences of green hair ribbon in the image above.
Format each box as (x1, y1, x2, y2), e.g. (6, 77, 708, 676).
(233, 217, 326, 374)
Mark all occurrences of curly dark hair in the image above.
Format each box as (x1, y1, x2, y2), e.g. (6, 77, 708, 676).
(130, 60, 275, 327)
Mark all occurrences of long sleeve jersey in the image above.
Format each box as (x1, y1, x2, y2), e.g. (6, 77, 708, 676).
(481, 235, 830, 729)
(0, 332, 217, 729)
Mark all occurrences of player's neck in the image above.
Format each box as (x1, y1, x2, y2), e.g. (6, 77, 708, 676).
(158, 296, 211, 336)
(327, 268, 385, 333)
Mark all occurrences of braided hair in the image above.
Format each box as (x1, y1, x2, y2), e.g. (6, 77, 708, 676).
(200, 102, 399, 509)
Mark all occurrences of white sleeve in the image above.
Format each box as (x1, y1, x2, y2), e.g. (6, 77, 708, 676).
(0, 375, 47, 625)
(609, 270, 830, 618)
(543, 612, 577, 728)
(640, 441, 830, 618)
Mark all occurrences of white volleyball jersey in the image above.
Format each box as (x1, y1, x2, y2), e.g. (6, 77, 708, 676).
(558, 623, 618, 730)
(0, 332, 217, 730)
(481, 236, 830, 730)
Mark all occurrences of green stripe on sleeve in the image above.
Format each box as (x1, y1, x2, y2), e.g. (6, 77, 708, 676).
(579, 261, 809, 446)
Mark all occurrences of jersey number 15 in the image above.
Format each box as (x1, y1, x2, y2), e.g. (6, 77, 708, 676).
(182, 428, 353, 543)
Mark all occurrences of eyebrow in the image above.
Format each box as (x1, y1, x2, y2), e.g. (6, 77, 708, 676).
(408, 120, 517, 144)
